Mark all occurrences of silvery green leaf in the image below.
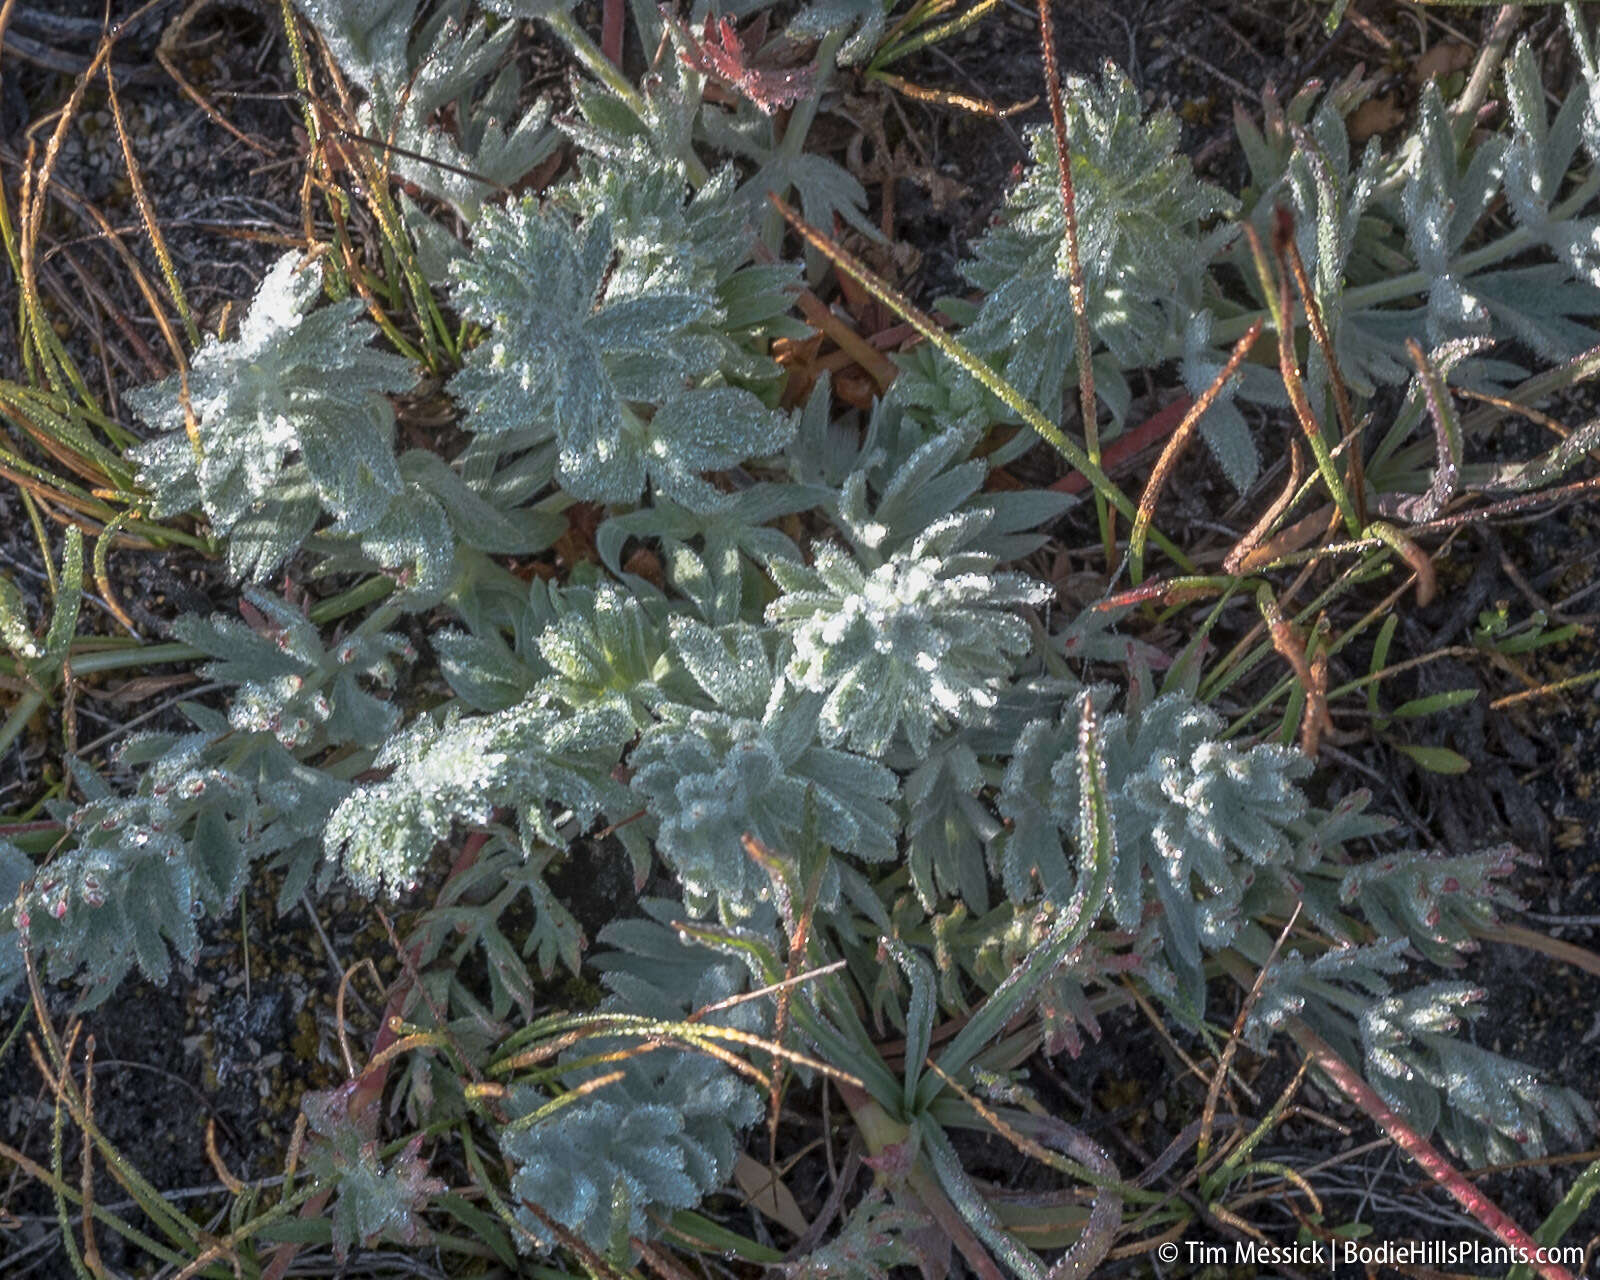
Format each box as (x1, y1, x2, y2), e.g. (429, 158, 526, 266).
(127, 252, 414, 580)
(768, 517, 1050, 755)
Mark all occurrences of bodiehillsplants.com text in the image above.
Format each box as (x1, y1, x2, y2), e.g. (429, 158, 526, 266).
(1181, 1239, 1589, 1271)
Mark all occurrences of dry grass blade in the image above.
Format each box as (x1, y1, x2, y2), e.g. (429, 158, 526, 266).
(157, 0, 276, 156)
(1482, 922, 1600, 979)
(1198, 903, 1302, 1165)
(1245, 214, 1360, 534)
(740, 833, 821, 1163)
(204, 1118, 246, 1196)
(1132, 319, 1263, 577)
(105, 60, 199, 348)
(1258, 586, 1331, 755)
(1225, 441, 1307, 575)
(1364, 520, 1437, 606)
(873, 71, 1035, 118)
(1281, 223, 1366, 525)
(926, 1060, 1122, 1280)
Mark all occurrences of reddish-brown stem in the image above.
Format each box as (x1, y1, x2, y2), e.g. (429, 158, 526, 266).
(1290, 1020, 1575, 1280)
(1035, 0, 1110, 566)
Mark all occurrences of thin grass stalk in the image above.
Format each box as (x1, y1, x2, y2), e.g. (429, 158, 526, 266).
(104, 62, 200, 349)
(1247, 216, 1360, 533)
(1131, 320, 1263, 582)
(1036, 0, 1112, 568)
(1281, 229, 1366, 525)
(768, 195, 1196, 571)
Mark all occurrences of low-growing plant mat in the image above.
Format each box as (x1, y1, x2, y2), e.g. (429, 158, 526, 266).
(3, 1, 1600, 1278)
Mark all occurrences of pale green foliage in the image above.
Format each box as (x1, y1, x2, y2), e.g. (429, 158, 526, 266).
(768, 513, 1050, 755)
(0, 529, 83, 667)
(302, 1081, 447, 1260)
(129, 253, 416, 581)
(1360, 984, 1594, 1167)
(961, 65, 1236, 431)
(291, 0, 557, 217)
(502, 905, 763, 1251)
(8, 589, 413, 1003)
(1001, 692, 1381, 1014)
(10, 3, 1600, 1262)
(325, 695, 634, 894)
(0, 839, 33, 1000)
(447, 197, 796, 507)
(1243, 940, 1594, 1167)
(631, 619, 899, 915)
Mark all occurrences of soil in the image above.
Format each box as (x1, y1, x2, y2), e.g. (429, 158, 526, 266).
(2, 1, 1599, 1277)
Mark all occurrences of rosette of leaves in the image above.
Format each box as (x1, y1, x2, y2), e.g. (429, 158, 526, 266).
(324, 693, 636, 894)
(629, 619, 898, 917)
(128, 253, 417, 581)
(447, 198, 796, 508)
(1000, 691, 1365, 1016)
(767, 510, 1051, 756)
(500, 902, 764, 1253)
(959, 63, 1236, 428)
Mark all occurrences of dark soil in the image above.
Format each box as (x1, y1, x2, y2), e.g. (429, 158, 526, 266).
(3, 2, 1599, 1277)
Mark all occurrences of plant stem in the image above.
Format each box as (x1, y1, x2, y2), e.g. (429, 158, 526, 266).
(1209, 172, 1600, 349)
(543, 10, 711, 187)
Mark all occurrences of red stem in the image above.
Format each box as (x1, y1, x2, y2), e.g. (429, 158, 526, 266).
(1050, 396, 1195, 496)
(1291, 1020, 1574, 1280)
(602, 0, 625, 68)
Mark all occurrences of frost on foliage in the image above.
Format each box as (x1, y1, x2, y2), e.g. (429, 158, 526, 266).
(555, 154, 806, 366)
(630, 620, 898, 917)
(11, 587, 417, 1004)
(325, 695, 634, 894)
(301, 1080, 446, 1261)
(176, 589, 407, 750)
(788, 0, 888, 65)
(0, 839, 35, 1002)
(129, 253, 415, 581)
(1332, 845, 1524, 967)
(1504, 34, 1600, 296)
(448, 199, 795, 507)
(1002, 692, 1339, 1013)
(768, 513, 1050, 755)
(781, 1191, 922, 1280)
(961, 64, 1235, 423)
(1359, 984, 1594, 1167)
(292, 0, 556, 217)
(503, 905, 762, 1252)
(1250, 948, 1598, 1167)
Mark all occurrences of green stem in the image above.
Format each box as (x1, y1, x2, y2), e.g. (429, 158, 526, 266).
(1210, 172, 1600, 348)
(543, 10, 711, 187)
(762, 29, 848, 251)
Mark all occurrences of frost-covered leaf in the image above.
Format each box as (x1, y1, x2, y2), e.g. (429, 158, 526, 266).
(768, 513, 1050, 754)
(302, 1081, 445, 1260)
